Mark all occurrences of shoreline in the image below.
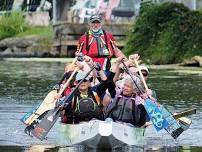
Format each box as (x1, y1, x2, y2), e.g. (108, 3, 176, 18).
(2, 57, 73, 63)
(2, 57, 202, 70)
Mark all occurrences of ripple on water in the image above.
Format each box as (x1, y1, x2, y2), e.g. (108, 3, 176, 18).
(0, 61, 202, 151)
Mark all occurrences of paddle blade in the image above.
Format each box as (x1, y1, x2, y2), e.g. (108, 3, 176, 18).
(159, 105, 184, 139)
(31, 107, 60, 140)
(178, 117, 192, 131)
(144, 99, 169, 131)
(173, 108, 196, 119)
(21, 90, 57, 125)
(21, 103, 40, 124)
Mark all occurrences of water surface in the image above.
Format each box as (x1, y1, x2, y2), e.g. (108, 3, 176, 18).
(0, 60, 201, 152)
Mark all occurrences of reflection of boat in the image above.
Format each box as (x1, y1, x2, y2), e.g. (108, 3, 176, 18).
(58, 119, 145, 149)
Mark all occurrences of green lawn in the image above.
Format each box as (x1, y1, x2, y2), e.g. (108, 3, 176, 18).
(16, 26, 53, 38)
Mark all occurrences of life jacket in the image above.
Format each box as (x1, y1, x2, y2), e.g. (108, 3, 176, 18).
(105, 94, 141, 126)
(71, 89, 104, 121)
(77, 30, 117, 70)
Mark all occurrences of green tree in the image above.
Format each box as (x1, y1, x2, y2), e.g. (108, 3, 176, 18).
(125, 2, 202, 64)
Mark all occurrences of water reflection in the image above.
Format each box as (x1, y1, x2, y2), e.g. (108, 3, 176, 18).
(2, 145, 202, 152)
(0, 60, 202, 152)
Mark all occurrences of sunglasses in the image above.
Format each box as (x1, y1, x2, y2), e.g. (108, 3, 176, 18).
(137, 72, 148, 77)
(91, 21, 101, 23)
(77, 79, 89, 83)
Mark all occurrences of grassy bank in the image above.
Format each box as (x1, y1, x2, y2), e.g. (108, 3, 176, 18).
(0, 11, 53, 40)
(16, 26, 53, 38)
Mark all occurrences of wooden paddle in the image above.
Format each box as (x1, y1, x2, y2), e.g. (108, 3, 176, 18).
(173, 108, 196, 119)
(22, 68, 78, 126)
(21, 52, 82, 126)
(121, 60, 169, 131)
(146, 108, 196, 128)
(31, 65, 95, 140)
(133, 59, 186, 139)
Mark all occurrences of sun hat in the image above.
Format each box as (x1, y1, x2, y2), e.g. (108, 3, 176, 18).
(75, 71, 92, 81)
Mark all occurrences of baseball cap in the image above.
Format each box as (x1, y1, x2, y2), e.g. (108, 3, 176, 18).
(89, 15, 102, 23)
(135, 65, 149, 74)
(75, 71, 92, 81)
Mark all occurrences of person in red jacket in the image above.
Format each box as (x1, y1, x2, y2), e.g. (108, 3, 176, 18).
(76, 14, 125, 73)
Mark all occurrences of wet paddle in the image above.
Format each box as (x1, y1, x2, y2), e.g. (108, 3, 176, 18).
(22, 68, 78, 126)
(121, 60, 169, 131)
(21, 54, 82, 126)
(31, 65, 95, 140)
(145, 108, 195, 130)
(133, 59, 185, 139)
(173, 108, 196, 119)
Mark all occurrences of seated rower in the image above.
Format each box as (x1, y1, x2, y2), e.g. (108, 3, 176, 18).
(105, 75, 148, 127)
(101, 57, 145, 127)
(60, 63, 109, 123)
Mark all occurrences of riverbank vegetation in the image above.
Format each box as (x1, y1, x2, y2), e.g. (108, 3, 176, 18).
(1, 4, 202, 65)
(0, 11, 28, 40)
(125, 2, 202, 64)
(0, 11, 53, 40)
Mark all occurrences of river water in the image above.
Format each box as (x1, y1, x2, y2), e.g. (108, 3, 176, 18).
(0, 59, 202, 152)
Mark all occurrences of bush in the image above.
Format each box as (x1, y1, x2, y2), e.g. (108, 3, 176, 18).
(125, 2, 202, 64)
(0, 11, 28, 40)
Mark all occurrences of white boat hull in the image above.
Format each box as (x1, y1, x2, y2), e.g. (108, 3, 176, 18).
(58, 119, 145, 149)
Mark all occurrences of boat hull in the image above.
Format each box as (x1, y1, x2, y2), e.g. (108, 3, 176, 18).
(58, 119, 145, 149)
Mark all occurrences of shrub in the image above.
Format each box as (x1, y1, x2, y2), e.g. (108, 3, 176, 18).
(0, 11, 28, 40)
(125, 2, 202, 64)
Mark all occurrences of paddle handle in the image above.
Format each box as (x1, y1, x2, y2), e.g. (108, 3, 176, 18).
(59, 44, 84, 94)
(134, 60, 149, 92)
(58, 68, 78, 95)
(62, 65, 95, 106)
(66, 42, 84, 72)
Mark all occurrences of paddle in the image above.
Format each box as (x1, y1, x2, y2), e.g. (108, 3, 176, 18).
(133, 59, 185, 139)
(173, 108, 196, 119)
(173, 108, 196, 131)
(146, 108, 196, 129)
(31, 65, 95, 140)
(22, 68, 79, 137)
(22, 68, 78, 126)
(21, 53, 82, 126)
(121, 60, 169, 131)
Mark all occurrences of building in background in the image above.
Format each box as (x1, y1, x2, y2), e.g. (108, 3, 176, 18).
(1, 0, 202, 25)
(52, 0, 202, 24)
(0, 0, 52, 26)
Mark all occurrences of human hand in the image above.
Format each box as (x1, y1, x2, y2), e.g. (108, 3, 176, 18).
(94, 62, 101, 71)
(54, 93, 62, 100)
(75, 51, 83, 57)
(146, 89, 153, 96)
(84, 55, 93, 63)
(116, 56, 126, 64)
(125, 60, 134, 67)
(57, 99, 65, 110)
(75, 61, 84, 70)
(77, 54, 84, 62)
(84, 56, 94, 68)
(129, 54, 140, 61)
(53, 84, 60, 90)
(140, 93, 149, 100)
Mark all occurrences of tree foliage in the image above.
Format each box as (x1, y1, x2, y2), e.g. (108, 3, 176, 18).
(125, 2, 202, 64)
